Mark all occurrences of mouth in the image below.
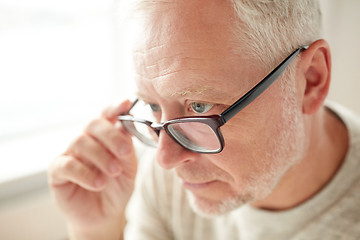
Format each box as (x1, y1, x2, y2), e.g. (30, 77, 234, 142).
(181, 180, 218, 190)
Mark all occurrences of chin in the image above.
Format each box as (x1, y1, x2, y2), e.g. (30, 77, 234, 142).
(185, 190, 250, 218)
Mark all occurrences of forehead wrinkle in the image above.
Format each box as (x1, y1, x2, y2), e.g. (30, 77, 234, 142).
(134, 41, 228, 55)
(134, 68, 201, 84)
(143, 56, 209, 72)
(133, 38, 240, 83)
(133, 41, 231, 70)
(170, 85, 211, 97)
(134, 54, 214, 85)
(135, 70, 229, 102)
(134, 45, 222, 66)
(169, 85, 229, 102)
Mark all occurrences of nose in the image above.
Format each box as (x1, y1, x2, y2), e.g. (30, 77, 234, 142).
(156, 130, 198, 170)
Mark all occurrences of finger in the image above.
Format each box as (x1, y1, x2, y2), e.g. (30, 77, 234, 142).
(49, 155, 105, 192)
(102, 99, 134, 122)
(67, 134, 123, 177)
(85, 118, 133, 160)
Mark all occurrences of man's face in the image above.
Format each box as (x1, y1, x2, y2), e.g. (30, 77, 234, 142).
(132, 0, 307, 216)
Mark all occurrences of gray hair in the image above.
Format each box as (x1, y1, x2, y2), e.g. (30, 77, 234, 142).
(123, 0, 322, 77)
(229, 0, 322, 71)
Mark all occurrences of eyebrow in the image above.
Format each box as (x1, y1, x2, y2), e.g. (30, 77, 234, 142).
(136, 85, 230, 103)
(170, 86, 228, 100)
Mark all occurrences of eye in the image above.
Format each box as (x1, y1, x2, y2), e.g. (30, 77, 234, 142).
(149, 103, 161, 112)
(190, 102, 214, 114)
(144, 103, 161, 121)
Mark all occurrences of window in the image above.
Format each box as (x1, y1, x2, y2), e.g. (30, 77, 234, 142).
(0, 0, 135, 185)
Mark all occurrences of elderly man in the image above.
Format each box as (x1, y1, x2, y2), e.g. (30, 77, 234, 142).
(48, 0, 360, 239)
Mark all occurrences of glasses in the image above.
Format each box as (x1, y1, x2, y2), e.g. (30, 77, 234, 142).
(118, 46, 308, 154)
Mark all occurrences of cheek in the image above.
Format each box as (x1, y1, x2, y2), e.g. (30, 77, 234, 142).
(212, 107, 297, 184)
(205, 80, 306, 196)
(219, 114, 270, 161)
(207, 134, 263, 188)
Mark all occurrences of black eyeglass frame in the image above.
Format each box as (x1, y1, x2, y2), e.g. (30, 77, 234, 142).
(118, 46, 308, 154)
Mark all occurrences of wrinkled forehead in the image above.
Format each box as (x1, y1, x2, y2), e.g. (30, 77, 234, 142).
(130, 0, 258, 101)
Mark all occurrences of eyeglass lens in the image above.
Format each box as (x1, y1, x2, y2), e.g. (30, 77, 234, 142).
(166, 122, 221, 152)
(122, 120, 158, 147)
(121, 99, 222, 152)
(122, 118, 221, 152)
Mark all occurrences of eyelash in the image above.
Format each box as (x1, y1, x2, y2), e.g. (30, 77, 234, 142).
(144, 101, 216, 116)
(149, 103, 161, 112)
(188, 102, 215, 114)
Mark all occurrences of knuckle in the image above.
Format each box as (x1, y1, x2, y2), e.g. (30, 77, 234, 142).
(101, 105, 113, 118)
(104, 126, 118, 142)
(70, 135, 90, 155)
(109, 123, 128, 143)
(47, 155, 77, 186)
(81, 167, 98, 182)
(47, 156, 61, 179)
(86, 118, 103, 133)
(60, 155, 95, 181)
(61, 155, 78, 173)
(85, 118, 116, 142)
(52, 155, 98, 188)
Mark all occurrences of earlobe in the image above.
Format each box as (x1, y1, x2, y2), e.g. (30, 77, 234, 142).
(300, 39, 331, 114)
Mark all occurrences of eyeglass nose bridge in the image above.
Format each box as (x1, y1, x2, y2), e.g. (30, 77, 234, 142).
(150, 122, 165, 136)
(151, 121, 192, 148)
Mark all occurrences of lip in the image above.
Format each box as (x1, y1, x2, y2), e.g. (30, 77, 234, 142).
(181, 180, 217, 190)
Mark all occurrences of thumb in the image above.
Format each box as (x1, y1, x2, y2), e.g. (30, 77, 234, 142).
(102, 99, 134, 122)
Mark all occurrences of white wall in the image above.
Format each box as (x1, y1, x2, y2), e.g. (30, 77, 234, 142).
(321, 0, 360, 115)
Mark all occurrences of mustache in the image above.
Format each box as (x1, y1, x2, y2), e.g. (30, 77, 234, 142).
(175, 164, 227, 183)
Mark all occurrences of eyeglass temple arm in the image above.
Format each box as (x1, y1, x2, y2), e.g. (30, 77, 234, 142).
(129, 98, 139, 111)
(220, 46, 308, 124)
(118, 98, 139, 116)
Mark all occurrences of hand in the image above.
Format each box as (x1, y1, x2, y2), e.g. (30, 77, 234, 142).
(48, 100, 137, 239)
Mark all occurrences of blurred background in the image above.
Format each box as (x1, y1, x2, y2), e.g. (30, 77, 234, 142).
(0, 0, 359, 239)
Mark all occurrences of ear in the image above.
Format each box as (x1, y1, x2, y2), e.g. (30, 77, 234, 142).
(298, 39, 331, 114)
